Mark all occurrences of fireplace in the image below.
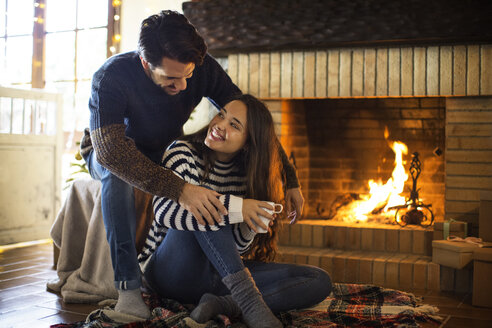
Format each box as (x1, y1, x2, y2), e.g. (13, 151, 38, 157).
(183, 0, 492, 290)
(236, 48, 492, 236)
(277, 97, 445, 224)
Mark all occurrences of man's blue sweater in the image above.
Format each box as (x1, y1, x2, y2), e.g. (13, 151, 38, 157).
(83, 51, 240, 200)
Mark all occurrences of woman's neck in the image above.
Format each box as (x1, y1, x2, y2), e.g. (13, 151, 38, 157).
(215, 153, 233, 162)
(214, 150, 239, 163)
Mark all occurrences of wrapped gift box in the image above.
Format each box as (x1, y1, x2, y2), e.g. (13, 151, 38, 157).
(433, 220, 468, 240)
(473, 247, 492, 308)
(479, 191, 492, 242)
(432, 240, 480, 269)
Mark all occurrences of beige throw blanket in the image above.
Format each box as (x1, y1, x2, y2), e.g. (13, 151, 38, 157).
(47, 179, 118, 303)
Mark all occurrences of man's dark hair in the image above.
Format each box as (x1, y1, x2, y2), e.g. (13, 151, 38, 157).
(138, 10, 207, 67)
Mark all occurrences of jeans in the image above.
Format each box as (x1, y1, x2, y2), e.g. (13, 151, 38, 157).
(86, 149, 141, 290)
(144, 226, 332, 313)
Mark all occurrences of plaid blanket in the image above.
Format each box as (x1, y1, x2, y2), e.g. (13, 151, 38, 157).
(50, 283, 442, 328)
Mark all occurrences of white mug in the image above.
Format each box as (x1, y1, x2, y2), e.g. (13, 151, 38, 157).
(256, 202, 283, 233)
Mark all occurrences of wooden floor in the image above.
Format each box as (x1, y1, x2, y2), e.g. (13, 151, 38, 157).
(1, 241, 492, 328)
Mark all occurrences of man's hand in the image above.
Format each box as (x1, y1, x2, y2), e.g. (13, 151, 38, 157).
(285, 188, 304, 223)
(178, 183, 228, 225)
(242, 199, 275, 233)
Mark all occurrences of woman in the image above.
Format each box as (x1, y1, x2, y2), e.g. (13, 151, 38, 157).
(138, 94, 332, 328)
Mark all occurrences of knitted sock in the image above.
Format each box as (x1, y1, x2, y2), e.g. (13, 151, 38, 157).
(114, 288, 151, 320)
(190, 293, 241, 323)
(222, 268, 283, 328)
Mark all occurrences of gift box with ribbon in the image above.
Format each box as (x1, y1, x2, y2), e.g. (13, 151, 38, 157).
(432, 237, 486, 269)
(433, 219, 469, 240)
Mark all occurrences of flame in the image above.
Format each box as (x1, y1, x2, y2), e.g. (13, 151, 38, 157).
(340, 130, 409, 223)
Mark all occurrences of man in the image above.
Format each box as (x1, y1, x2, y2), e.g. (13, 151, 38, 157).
(81, 10, 303, 320)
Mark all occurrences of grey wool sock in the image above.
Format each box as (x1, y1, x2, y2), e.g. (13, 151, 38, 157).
(114, 288, 151, 320)
(222, 268, 283, 328)
(190, 293, 241, 323)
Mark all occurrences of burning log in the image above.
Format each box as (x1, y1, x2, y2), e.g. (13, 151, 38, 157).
(328, 193, 392, 222)
(371, 201, 390, 215)
(327, 128, 411, 223)
(327, 193, 360, 219)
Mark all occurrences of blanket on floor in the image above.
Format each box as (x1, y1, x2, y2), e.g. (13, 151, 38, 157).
(50, 283, 442, 328)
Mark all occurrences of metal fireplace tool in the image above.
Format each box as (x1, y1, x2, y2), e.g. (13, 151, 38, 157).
(389, 152, 434, 227)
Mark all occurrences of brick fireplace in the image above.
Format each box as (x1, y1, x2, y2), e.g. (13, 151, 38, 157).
(183, 0, 492, 290)
(226, 46, 492, 234)
(275, 97, 446, 222)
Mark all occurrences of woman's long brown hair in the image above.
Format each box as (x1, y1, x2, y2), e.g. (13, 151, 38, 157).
(182, 94, 284, 262)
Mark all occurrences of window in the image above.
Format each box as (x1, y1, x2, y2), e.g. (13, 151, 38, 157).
(0, 0, 34, 87)
(0, 0, 120, 133)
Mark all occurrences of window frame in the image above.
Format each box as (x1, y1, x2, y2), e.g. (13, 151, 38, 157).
(31, 0, 120, 89)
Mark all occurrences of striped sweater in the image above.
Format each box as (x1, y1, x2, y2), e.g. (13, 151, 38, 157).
(138, 140, 257, 271)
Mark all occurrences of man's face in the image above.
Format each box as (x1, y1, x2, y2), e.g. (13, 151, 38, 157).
(141, 56, 195, 95)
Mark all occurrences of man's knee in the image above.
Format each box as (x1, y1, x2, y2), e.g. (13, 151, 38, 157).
(101, 170, 132, 190)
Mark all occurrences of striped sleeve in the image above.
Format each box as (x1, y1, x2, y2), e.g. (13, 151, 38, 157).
(138, 220, 169, 268)
(233, 222, 256, 253)
(153, 193, 244, 231)
(153, 141, 244, 231)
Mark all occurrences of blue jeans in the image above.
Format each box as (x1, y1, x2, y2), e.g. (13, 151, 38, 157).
(86, 149, 141, 290)
(144, 226, 332, 313)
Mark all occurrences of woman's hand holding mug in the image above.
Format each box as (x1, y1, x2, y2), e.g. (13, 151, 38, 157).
(242, 199, 283, 233)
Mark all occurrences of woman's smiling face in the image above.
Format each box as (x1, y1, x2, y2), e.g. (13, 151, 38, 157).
(204, 100, 248, 162)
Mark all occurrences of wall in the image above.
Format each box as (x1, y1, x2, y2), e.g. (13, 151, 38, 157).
(445, 97, 492, 234)
(120, 0, 185, 52)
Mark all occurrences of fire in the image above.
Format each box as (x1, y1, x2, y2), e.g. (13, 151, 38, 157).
(340, 130, 409, 223)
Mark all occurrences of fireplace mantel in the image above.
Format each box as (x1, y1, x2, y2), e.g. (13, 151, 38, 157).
(226, 45, 492, 99)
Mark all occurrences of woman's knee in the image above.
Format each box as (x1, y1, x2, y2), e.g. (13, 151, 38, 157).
(156, 230, 202, 259)
(310, 266, 332, 301)
(145, 235, 224, 303)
